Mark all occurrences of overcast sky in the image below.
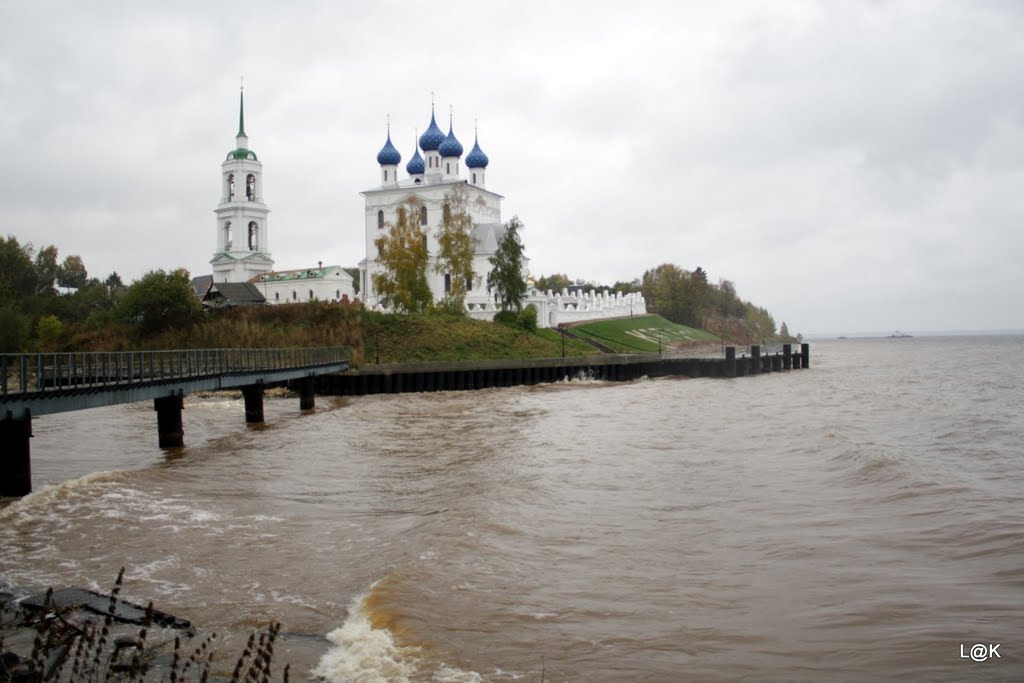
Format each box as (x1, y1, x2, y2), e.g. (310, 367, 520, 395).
(2, 1, 1022, 335)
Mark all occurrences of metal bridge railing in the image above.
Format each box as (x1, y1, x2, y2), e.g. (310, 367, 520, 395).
(0, 347, 351, 397)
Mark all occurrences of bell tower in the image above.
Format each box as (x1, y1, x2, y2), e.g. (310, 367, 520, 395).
(211, 84, 273, 282)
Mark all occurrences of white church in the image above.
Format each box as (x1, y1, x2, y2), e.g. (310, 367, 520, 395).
(359, 109, 514, 311)
(204, 90, 645, 327)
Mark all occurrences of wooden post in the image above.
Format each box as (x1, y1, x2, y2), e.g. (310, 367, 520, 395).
(154, 394, 184, 448)
(801, 343, 810, 369)
(1, 411, 33, 496)
(782, 344, 792, 370)
(242, 384, 264, 423)
(750, 345, 761, 375)
(725, 346, 737, 378)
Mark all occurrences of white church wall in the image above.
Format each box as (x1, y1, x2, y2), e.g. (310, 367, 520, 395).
(254, 268, 356, 305)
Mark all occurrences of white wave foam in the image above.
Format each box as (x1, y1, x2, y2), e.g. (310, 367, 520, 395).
(312, 588, 419, 682)
(432, 666, 483, 683)
(312, 585, 486, 683)
(0, 470, 124, 522)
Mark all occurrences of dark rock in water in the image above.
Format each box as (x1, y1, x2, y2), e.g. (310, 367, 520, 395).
(20, 587, 194, 634)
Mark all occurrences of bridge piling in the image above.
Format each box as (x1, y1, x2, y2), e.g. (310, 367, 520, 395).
(0, 411, 33, 496)
(299, 377, 315, 410)
(243, 385, 265, 423)
(154, 394, 184, 448)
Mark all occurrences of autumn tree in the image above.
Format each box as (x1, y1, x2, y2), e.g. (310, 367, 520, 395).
(641, 263, 693, 324)
(434, 184, 476, 313)
(373, 199, 431, 313)
(57, 254, 88, 290)
(533, 273, 573, 293)
(487, 216, 527, 312)
(0, 235, 37, 302)
(611, 278, 642, 294)
(34, 244, 59, 296)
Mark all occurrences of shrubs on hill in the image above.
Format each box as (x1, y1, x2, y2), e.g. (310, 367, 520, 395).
(493, 304, 536, 332)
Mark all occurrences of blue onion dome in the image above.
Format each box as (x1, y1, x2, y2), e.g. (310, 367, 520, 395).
(419, 111, 446, 151)
(376, 131, 401, 166)
(438, 124, 463, 158)
(406, 146, 425, 175)
(465, 134, 489, 168)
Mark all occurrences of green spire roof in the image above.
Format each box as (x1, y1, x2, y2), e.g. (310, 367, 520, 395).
(237, 89, 246, 137)
(227, 85, 257, 160)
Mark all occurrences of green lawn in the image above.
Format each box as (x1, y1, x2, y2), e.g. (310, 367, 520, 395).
(570, 315, 720, 353)
(363, 312, 598, 365)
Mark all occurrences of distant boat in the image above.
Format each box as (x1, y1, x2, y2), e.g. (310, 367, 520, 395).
(888, 331, 913, 338)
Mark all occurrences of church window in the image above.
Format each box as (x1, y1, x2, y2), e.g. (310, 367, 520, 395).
(422, 234, 428, 252)
(414, 178, 422, 184)
(248, 221, 257, 250)
(472, 173, 477, 184)
(275, 292, 280, 301)
(336, 290, 340, 300)
(292, 291, 297, 301)
(420, 206, 427, 225)
(444, 273, 451, 293)
(224, 221, 233, 250)
(443, 204, 451, 223)
(377, 210, 384, 229)
(227, 174, 235, 200)
(384, 170, 389, 181)
(466, 275, 472, 291)
(246, 174, 255, 200)
(446, 163, 450, 174)
(309, 290, 314, 300)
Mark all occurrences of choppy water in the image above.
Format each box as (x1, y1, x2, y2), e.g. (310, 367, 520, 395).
(2, 336, 1023, 681)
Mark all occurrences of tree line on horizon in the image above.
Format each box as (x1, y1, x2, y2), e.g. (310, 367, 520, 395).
(0, 234, 203, 352)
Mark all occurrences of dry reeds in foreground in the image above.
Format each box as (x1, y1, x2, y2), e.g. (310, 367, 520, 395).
(0, 569, 288, 683)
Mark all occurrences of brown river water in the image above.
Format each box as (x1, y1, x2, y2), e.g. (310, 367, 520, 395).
(2, 336, 1022, 681)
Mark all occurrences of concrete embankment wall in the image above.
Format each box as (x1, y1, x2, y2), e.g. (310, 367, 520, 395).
(317, 344, 810, 397)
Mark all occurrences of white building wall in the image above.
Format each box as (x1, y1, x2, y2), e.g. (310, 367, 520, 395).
(464, 289, 646, 328)
(254, 269, 356, 305)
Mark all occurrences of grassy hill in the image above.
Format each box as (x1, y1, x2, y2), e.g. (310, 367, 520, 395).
(569, 315, 720, 353)
(62, 305, 722, 365)
(362, 311, 596, 365)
